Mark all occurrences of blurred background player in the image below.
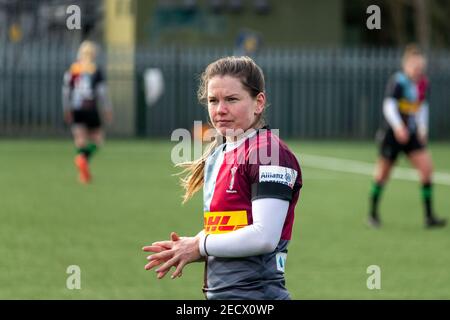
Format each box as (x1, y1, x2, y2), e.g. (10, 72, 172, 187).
(62, 40, 113, 184)
(368, 44, 446, 229)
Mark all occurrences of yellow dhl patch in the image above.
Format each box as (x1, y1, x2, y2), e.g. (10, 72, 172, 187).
(398, 99, 420, 114)
(204, 211, 248, 234)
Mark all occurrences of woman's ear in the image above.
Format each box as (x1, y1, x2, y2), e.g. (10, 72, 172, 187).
(254, 92, 266, 115)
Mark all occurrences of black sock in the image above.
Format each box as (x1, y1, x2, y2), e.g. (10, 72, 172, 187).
(422, 183, 433, 219)
(370, 182, 384, 218)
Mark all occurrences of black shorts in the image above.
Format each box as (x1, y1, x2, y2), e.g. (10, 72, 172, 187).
(72, 109, 102, 130)
(377, 127, 425, 162)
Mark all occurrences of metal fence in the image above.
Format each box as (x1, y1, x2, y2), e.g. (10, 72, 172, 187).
(2, 42, 450, 139)
(136, 46, 450, 140)
(0, 40, 79, 136)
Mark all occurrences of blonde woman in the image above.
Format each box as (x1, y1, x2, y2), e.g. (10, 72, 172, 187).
(143, 56, 303, 300)
(62, 41, 112, 184)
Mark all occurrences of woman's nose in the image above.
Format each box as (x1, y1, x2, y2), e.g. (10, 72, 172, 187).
(216, 101, 227, 114)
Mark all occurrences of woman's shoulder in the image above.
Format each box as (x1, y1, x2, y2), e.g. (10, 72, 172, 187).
(386, 71, 404, 83)
(69, 62, 82, 74)
(249, 128, 293, 151)
(68, 62, 100, 75)
(247, 128, 300, 167)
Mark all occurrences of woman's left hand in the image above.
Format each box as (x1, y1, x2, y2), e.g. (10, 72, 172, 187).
(143, 232, 201, 279)
(418, 131, 428, 145)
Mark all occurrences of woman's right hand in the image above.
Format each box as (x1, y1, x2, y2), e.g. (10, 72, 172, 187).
(143, 232, 180, 278)
(143, 232, 203, 279)
(394, 126, 409, 144)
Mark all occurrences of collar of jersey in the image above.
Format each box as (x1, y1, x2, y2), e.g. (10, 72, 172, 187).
(223, 129, 259, 152)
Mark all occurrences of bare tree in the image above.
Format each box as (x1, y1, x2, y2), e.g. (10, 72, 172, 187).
(386, 0, 407, 46)
(412, 0, 430, 49)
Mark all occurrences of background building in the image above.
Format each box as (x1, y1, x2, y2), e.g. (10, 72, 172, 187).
(1, 0, 450, 138)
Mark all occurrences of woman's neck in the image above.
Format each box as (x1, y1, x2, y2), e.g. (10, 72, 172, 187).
(225, 126, 262, 143)
(225, 119, 265, 143)
(403, 70, 418, 82)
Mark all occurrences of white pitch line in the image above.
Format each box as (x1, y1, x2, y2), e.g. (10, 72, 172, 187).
(299, 154, 450, 186)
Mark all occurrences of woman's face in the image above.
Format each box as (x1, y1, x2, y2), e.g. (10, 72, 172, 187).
(207, 75, 265, 140)
(403, 55, 426, 81)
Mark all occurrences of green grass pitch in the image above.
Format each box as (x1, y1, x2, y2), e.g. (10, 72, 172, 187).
(0, 139, 449, 299)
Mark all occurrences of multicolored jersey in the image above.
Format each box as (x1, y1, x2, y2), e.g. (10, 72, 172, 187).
(384, 71, 429, 131)
(62, 62, 106, 111)
(202, 128, 302, 300)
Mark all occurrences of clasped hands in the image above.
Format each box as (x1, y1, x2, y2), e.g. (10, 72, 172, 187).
(142, 232, 202, 279)
(394, 125, 427, 145)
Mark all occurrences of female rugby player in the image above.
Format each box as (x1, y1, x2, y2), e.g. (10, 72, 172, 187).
(62, 41, 112, 184)
(368, 44, 446, 228)
(143, 56, 303, 299)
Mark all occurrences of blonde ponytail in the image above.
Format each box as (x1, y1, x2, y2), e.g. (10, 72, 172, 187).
(176, 136, 223, 203)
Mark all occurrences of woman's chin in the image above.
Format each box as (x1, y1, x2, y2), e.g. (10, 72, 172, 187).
(214, 124, 249, 138)
(216, 126, 235, 137)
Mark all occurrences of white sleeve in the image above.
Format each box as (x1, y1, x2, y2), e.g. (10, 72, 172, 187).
(416, 102, 429, 136)
(195, 230, 205, 238)
(383, 97, 403, 130)
(198, 198, 289, 258)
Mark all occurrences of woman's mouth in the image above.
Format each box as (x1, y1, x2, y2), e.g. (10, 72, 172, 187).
(215, 120, 233, 125)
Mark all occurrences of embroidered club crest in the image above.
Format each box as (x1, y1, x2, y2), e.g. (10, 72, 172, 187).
(227, 166, 238, 193)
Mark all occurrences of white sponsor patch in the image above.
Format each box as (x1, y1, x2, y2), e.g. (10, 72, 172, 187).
(259, 165, 297, 189)
(276, 252, 287, 273)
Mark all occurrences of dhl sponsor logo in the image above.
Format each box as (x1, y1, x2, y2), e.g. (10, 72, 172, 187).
(204, 210, 248, 234)
(398, 99, 420, 114)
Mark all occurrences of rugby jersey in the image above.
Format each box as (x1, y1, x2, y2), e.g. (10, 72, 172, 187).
(384, 71, 429, 132)
(62, 62, 105, 111)
(202, 127, 302, 300)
